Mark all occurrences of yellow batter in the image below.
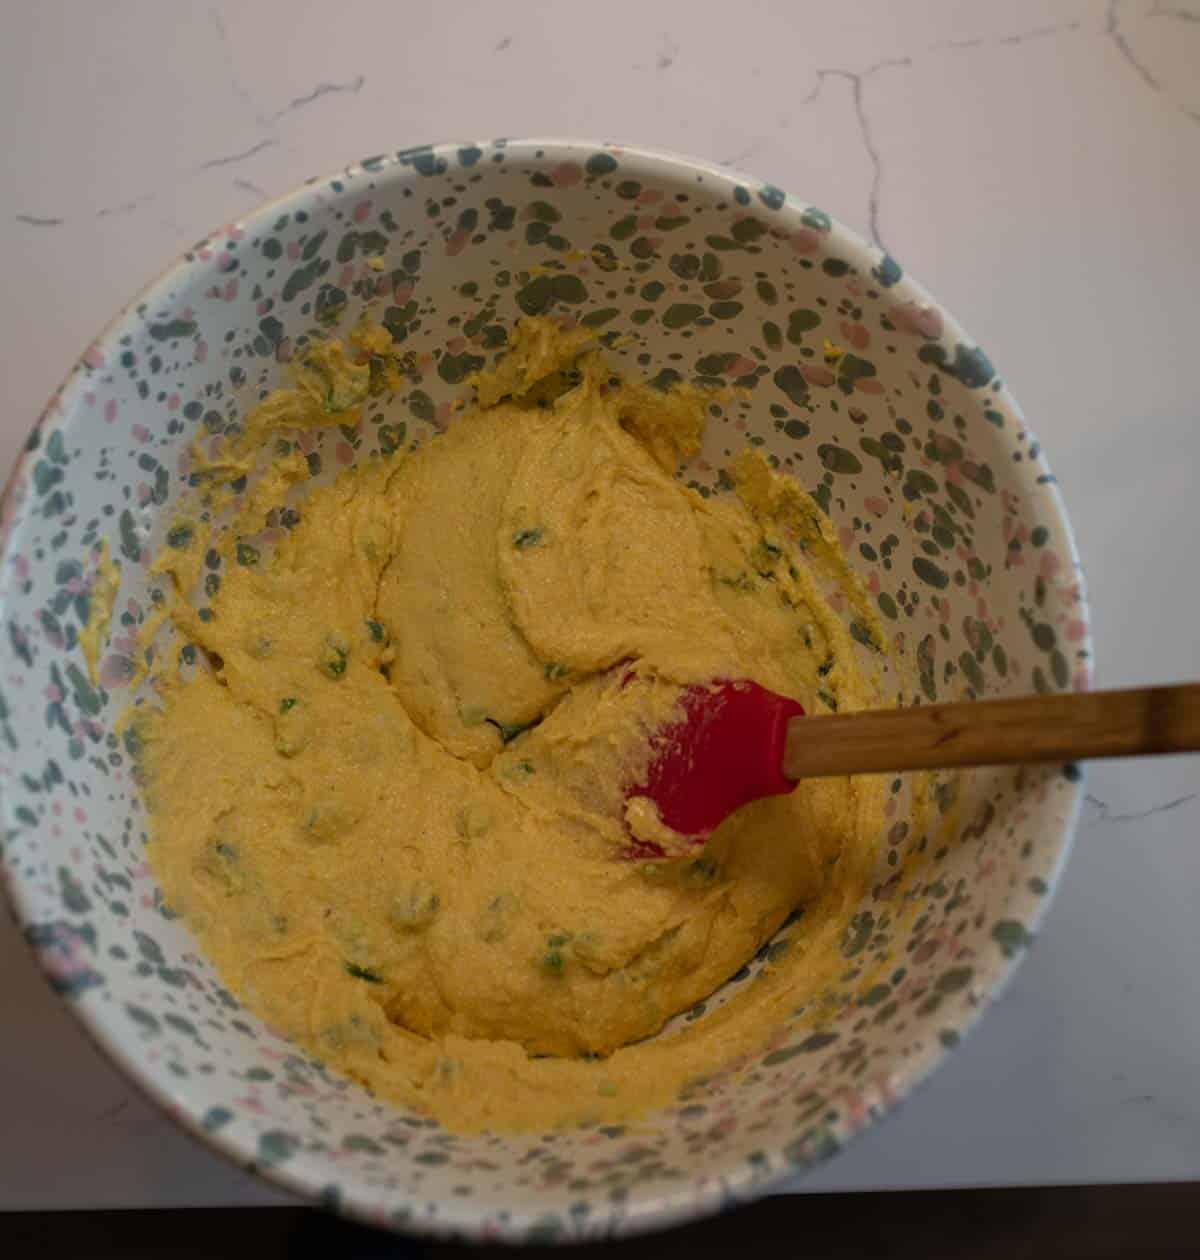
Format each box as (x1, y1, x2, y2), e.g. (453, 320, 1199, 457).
(138, 318, 891, 1132)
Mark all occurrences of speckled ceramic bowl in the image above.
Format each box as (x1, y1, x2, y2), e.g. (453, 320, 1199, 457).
(0, 140, 1089, 1241)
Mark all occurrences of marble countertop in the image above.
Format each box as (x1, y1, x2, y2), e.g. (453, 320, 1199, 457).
(3, 0, 1198, 1210)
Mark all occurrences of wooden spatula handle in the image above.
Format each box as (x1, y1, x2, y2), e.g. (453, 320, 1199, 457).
(782, 683, 1200, 779)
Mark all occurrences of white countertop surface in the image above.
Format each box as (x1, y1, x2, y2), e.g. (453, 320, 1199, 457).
(3, 0, 1199, 1211)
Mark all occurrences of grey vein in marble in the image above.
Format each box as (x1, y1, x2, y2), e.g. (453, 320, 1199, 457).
(1150, 3, 1200, 22)
(799, 59, 911, 250)
(1108, 0, 1200, 123)
(931, 20, 1082, 53)
(1085, 792, 1198, 824)
(209, 9, 370, 153)
(210, 5, 267, 128)
(719, 142, 765, 169)
(269, 75, 367, 122)
(13, 214, 63, 227)
(725, 18, 1093, 251)
(98, 194, 157, 219)
(1107, 0, 1164, 91)
(197, 138, 278, 171)
(95, 1098, 131, 1124)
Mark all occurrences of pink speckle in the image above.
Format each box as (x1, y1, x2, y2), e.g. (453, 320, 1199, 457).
(799, 364, 835, 387)
(44, 684, 63, 703)
(840, 321, 870, 350)
(1065, 618, 1087, 643)
(83, 345, 105, 369)
(891, 301, 943, 339)
(100, 655, 135, 690)
(103, 398, 118, 424)
(913, 939, 939, 965)
(837, 526, 855, 551)
(444, 226, 471, 256)
(257, 299, 271, 316)
(132, 423, 151, 444)
(867, 572, 881, 595)
(286, 241, 300, 260)
(221, 278, 238, 301)
(197, 247, 213, 261)
(434, 402, 453, 429)
(353, 200, 373, 223)
(724, 355, 756, 377)
(335, 441, 355, 466)
(73, 807, 86, 824)
(217, 251, 235, 272)
(339, 263, 355, 286)
(854, 378, 884, 395)
(84, 391, 96, 407)
(446, 336, 466, 354)
(1074, 667, 1093, 692)
(194, 340, 208, 364)
(136, 483, 152, 506)
(1039, 550, 1061, 580)
(636, 188, 664, 205)
(551, 162, 583, 187)
(864, 495, 887, 517)
(167, 393, 181, 412)
(393, 281, 414, 304)
(636, 213, 657, 231)
(790, 228, 822, 255)
(12, 555, 29, 581)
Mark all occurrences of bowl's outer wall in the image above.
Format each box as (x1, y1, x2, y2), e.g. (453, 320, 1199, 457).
(0, 140, 1088, 1242)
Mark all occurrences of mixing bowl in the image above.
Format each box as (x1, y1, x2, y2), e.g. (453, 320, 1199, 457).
(0, 139, 1089, 1241)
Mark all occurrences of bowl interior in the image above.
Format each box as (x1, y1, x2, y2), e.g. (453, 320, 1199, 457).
(0, 139, 1088, 1241)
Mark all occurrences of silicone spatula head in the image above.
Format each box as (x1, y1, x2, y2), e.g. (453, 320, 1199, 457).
(624, 679, 804, 856)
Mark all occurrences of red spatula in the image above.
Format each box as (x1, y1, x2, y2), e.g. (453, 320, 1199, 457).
(625, 679, 1200, 856)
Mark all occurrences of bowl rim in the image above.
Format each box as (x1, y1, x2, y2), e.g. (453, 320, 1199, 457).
(0, 136, 1091, 1242)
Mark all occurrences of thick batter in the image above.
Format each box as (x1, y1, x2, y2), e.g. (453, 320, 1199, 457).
(139, 318, 889, 1131)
